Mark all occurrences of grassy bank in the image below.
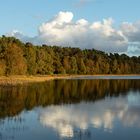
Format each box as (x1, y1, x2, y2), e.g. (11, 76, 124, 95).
(0, 74, 140, 86)
(0, 75, 70, 85)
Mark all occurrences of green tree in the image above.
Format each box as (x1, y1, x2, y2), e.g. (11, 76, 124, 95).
(77, 58, 86, 74)
(70, 56, 78, 74)
(25, 43, 37, 75)
(0, 60, 6, 75)
(63, 56, 71, 73)
(5, 43, 27, 75)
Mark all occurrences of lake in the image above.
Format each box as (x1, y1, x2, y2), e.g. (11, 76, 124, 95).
(0, 76, 140, 140)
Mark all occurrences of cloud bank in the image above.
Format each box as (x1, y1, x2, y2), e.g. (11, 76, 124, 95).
(8, 11, 140, 55)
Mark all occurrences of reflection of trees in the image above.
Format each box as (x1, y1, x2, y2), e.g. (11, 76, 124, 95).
(0, 79, 140, 119)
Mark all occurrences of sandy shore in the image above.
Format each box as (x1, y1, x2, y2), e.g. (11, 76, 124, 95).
(0, 74, 140, 85)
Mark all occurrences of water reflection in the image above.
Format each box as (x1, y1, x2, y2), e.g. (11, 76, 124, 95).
(0, 78, 140, 140)
(39, 92, 140, 138)
(0, 114, 29, 140)
(0, 79, 140, 119)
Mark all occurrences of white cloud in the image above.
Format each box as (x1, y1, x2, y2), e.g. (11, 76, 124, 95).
(121, 21, 140, 42)
(127, 42, 140, 56)
(37, 12, 127, 52)
(6, 30, 33, 43)
(7, 11, 140, 55)
(120, 21, 140, 56)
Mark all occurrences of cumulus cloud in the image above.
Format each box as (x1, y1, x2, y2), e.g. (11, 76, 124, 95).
(121, 21, 140, 42)
(39, 93, 140, 138)
(120, 21, 140, 56)
(7, 30, 34, 43)
(127, 42, 140, 56)
(8, 11, 140, 55)
(37, 12, 128, 52)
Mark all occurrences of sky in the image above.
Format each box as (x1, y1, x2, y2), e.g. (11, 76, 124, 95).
(0, 0, 140, 56)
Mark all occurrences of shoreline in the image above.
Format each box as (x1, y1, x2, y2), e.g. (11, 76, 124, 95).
(0, 74, 140, 85)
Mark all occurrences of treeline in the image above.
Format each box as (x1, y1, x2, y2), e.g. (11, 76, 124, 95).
(0, 35, 140, 75)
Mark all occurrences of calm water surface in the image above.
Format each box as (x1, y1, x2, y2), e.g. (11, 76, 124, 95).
(0, 76, 140, 140)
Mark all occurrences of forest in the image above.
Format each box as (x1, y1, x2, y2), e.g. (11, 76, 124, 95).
(0, 35, 140, 75)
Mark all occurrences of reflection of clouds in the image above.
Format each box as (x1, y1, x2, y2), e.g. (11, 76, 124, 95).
(39, 93, 140, 138)
(91, 111, 114, 130)
(40, 106, 74, 138)
(120, 107, 140, 126)
(128, 93, 140, 106)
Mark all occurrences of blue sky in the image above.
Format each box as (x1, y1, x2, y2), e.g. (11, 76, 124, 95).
(0, 0, 140, 55)
(0, 0, 140, 36)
